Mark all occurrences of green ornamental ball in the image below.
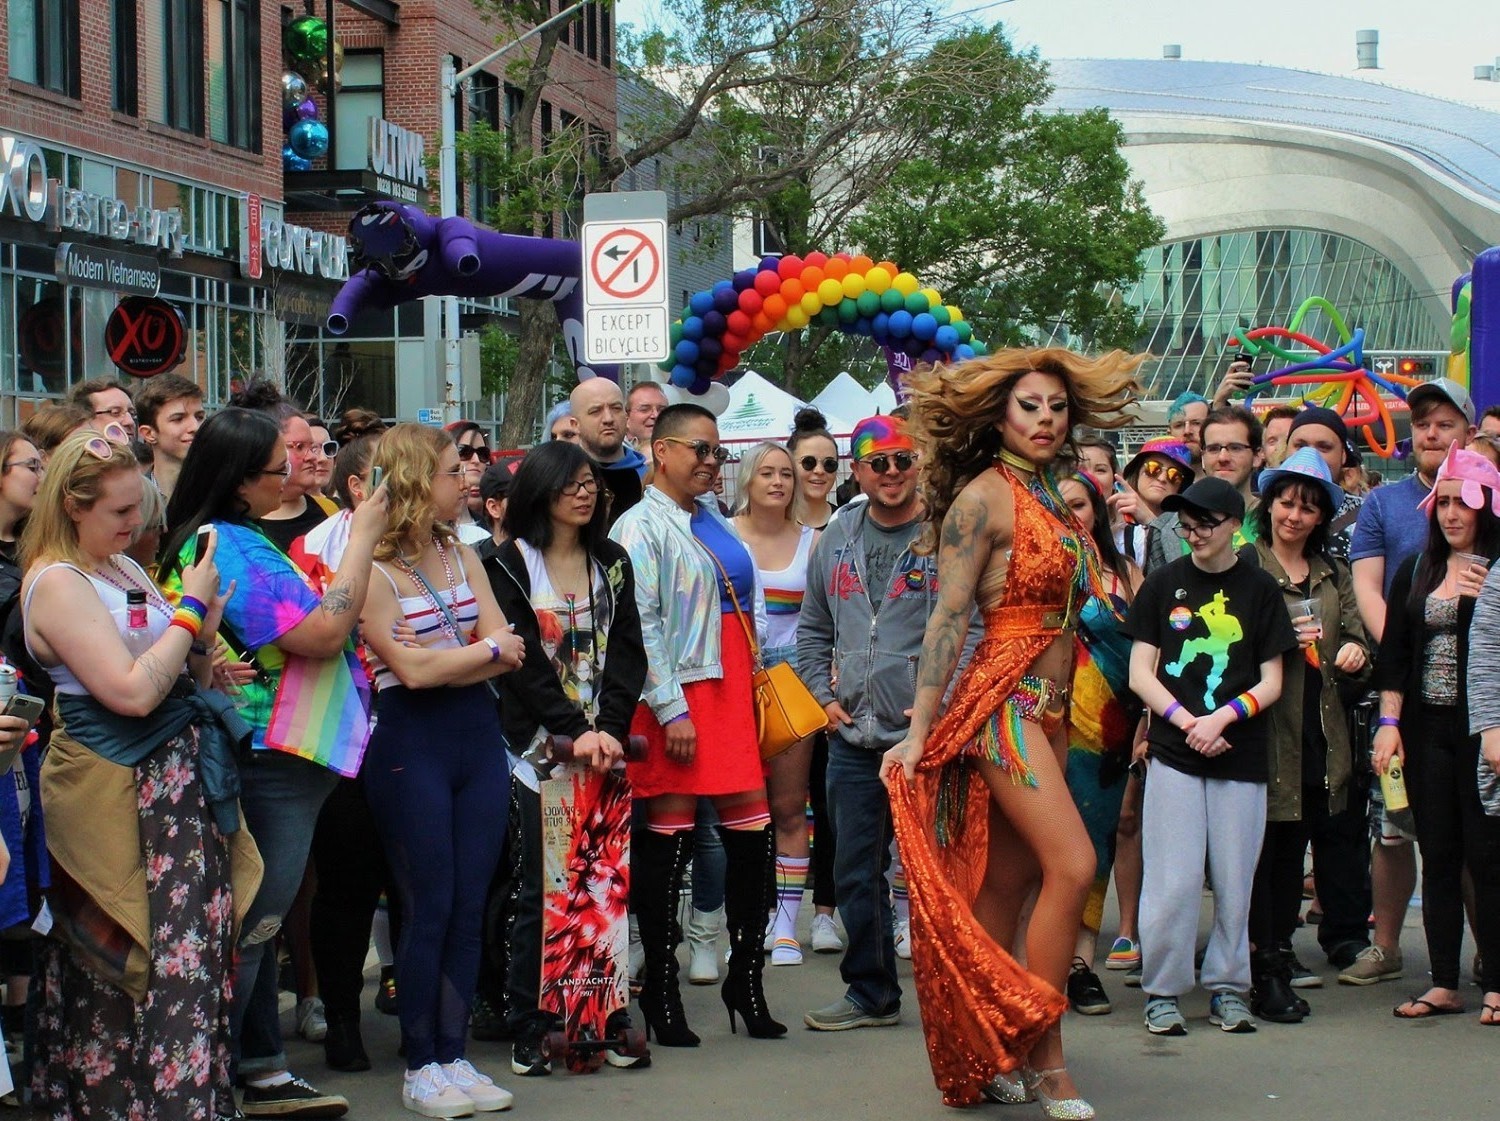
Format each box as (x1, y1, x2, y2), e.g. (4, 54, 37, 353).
(286, 16, 329, 64)
(930, 305, 951, 326)
(837, 298, 860, 323)
(903, 292, 930, 315)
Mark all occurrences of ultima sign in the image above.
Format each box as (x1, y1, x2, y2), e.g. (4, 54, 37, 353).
(0, 134, 185, 256)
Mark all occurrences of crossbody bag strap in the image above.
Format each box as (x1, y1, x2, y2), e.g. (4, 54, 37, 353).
(697, 541, 762, 671)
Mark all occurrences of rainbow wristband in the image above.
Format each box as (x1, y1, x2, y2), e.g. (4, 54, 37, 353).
(179, 595, 209, 618)
(1226, 692, 1261, 722)
(1163, 700, 1184, 724)
(170, 605, 205, 640)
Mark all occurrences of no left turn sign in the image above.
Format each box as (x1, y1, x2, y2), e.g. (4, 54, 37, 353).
(589, 227, 661, 301)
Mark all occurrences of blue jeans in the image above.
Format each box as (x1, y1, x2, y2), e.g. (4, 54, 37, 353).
(825, 734, 900, 1015)
(234, 751, 340, 1076)
(692, 798, 726, 912)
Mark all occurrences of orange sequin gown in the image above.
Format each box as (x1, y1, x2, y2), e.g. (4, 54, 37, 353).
(888, 466, 1077, 1107)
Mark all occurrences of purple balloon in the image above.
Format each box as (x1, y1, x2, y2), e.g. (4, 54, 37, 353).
(698, 337, 723, 363)
(711, 286, 739, 314)
(702, 310, 727, 336)
(296, 98, 319, 121)
(732, 269, 757, 291)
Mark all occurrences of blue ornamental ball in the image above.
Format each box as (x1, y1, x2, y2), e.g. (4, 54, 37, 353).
(282, 145, 312, 173)
(288, 119, 330, 160)
(670, 364, 697, 388)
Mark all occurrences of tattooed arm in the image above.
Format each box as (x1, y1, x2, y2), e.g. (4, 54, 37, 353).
(276, 483, 391, 659)
(882, 475, 1011, 786)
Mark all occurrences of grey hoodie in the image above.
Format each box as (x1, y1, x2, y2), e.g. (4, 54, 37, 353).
(796, 496, 981, 751)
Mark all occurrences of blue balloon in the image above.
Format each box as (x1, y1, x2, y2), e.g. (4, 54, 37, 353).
(682, 316, 705, 341)
(671, 364, 697, 388)
(851, 318, 873, 336)
(934, 325, 959, 351)
(282, 145, 311, 172)
(689, 291, 715, 316)
(702, 310, 727, 336)
(888, 310, 913, 339)
(871, 313, 890, 341)
(288, 119, 330, 159)
(955, 343, 975, 360)
(711, 286, 738, 314)
(912, 312, 938, 342)
(675, 339, 700, 365)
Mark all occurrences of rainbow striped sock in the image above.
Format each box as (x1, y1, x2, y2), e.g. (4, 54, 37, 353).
(772, 856, 810, 944)
(890, 855, 910, 925)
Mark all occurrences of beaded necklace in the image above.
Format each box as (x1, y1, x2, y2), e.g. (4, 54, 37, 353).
(392, 536, 463, 642)
(91, 556, 174, 621)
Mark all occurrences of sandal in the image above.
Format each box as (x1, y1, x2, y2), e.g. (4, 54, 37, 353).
(1392, 996, 1464, 1019)
(1480, 1001, 1500, 1026)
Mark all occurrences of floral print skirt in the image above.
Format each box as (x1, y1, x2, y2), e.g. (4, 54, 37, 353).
(33, 735, 235, 1121)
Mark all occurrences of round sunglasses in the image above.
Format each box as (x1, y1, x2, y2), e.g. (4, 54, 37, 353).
(799, 455, 839, 474)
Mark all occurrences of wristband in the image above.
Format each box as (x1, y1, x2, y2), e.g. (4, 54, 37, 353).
(179, 595, 209, 618)
(1226, 692, 1261, 722)
(189, 642, 210, 656)
(482, 637, 501, 663)
(666, 713, 689, 725)
(169, 609, 203, 640)
(1377, 716, 1400, 728)
(1163, 701, 1183, 724)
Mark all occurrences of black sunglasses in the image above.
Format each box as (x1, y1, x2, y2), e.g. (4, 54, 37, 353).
(456, 443, 490, 462)
(799, 455, 838, 474)
(862, 452, 915, 474)
(660, 436, 732, 464)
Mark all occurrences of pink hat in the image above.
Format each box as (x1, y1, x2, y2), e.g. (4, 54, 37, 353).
(1417, 443, 1500, 516)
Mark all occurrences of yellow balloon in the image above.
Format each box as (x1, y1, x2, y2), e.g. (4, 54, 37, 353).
(892, 272, 919, 297)
(818, 279, 844, 306)
(786, 305, 810, 329)
(865, 267, 892, 294)
(945, 304, 964, 323)
(920, 287, 942, 308)
(774, 317, 793, 333)
(800, 291, 823, 316)
(841, 273, 867, 299)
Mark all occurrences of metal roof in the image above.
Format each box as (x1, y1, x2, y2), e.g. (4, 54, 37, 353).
(1044, 59, 1500, 206)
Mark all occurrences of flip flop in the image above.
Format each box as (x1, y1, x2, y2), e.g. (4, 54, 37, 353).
(1480, 1003, 1500, 1026)
(1392, 997, 1465, 1019)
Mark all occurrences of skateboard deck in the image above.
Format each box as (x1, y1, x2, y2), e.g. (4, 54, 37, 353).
(538, 735, 647, 1072)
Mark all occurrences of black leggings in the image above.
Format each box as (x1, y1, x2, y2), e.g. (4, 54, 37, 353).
(809, 733, 837, 910)
(310, 777, 401, 1021)
(1406, 705, 1500, 992)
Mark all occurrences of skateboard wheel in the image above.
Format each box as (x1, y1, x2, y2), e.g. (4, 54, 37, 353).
(622, 1027, 648, 1057)
(544, 1030, 568, 1062)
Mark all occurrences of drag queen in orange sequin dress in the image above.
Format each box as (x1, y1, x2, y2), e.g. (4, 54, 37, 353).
(883, 349, 1142, 1115)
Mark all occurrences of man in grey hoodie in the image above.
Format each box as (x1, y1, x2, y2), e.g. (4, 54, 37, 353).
(797, 415, 980, 1030)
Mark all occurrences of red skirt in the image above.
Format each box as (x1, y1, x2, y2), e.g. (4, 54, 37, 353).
(629, 612, 764, 798)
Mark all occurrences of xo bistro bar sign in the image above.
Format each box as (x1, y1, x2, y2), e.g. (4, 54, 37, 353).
(367, 118, 429, 203)
(0, 134, 185, 255)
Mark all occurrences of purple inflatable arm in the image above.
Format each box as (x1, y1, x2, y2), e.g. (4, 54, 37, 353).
(326, 202, 618, 383)
(1471, 247, 1499, 413)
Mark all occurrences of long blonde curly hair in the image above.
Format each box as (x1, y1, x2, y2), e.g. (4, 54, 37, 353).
(905, 347, 1145, 552)
(369, 423, 459, 561)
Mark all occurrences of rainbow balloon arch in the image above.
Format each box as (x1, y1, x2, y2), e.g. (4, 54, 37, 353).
(657, 253, 989, 392)
(1230, 297, 1430, 458)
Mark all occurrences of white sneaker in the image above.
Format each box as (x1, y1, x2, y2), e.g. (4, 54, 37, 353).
(763, 910, 777, 952)
(295, 996, 327, 1042)
(894, 919, 912, 960)
(403, 1063, 475, 1118)
(810, 914, 844, 954)
(770, 936, 804, 966)
(442, 1059, 513, 1112)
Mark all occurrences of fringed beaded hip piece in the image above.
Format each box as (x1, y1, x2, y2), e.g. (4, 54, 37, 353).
(887, 462, 1109, 1107)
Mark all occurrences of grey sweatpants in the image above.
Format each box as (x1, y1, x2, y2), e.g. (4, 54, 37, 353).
(1139, 762, 1266, 997)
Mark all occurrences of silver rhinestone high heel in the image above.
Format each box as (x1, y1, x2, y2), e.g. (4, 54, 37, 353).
(980, 1069, 1034, 1104)
(1023, 1067, 1095, 1121)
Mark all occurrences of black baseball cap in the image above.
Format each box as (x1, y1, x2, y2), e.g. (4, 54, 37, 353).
(479, 458, 521, 503)
(1161, 476, 1245, 522)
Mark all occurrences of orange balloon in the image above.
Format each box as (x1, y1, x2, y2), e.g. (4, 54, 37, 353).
(762, 293, 788, 321)
(800, 265, 825, 291)
(751, 312, 775, 333)
(824, 257, 849, 281)
(876, 260, 899, 277)
(780, 278, 805, 304)
(849, 255, 874, 274)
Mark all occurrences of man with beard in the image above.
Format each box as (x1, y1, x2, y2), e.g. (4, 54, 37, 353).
(572, 378, 648, 527)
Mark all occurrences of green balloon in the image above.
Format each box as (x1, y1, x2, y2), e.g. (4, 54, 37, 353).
(954, 320, 972, 342)
(815, 307, 840, 328)
(856, 291, 881, 318)
(879, 288, 904, 313)
(837, 298, 860, 323)
(930, 306, 951, 326)
(670, 321, 683, 345)
(904, 292, 930, 315)
(971, 339, 988, 356)
(286, 16, 329, 64)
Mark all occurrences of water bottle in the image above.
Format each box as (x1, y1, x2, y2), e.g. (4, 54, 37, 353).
(124, 590, 153, 659)
(0, 664, 16, 708)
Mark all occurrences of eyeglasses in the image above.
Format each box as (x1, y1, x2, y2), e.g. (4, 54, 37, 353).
(799, 455, 839, 474)
(318, 440, 339, 458)
(660, 436, 731, 464)
(1140, 459, 1186, 486)
(1174, 517, 1227, 540)
(3, 458, 41, 474)
(560, 477, 601, 496)
(456, 443, 491, 462)
(861, 452, 916, 475)
(1203, 443, 1253, 456)
(252, 460, 292, 478)
(438, 467, 466, 477)
(94, 405, 136, 421)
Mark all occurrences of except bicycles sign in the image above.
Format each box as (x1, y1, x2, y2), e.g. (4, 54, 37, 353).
(581, 192, 670, 365)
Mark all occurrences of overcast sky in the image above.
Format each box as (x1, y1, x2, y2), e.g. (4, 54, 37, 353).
(617, 0, 1500, 111)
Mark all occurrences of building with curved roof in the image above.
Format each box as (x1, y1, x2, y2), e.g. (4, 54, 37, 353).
(1043, 58, 1500, 398)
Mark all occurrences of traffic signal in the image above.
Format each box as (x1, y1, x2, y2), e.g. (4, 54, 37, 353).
(1396, 356, 1437, 377)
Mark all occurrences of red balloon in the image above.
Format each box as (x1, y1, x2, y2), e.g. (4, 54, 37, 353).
(804, 251, 828, 269)
(777, 255, 805, 279)
(727, 310, 752, 335)
(753, 269, 781, 297)
(722, 331, 747, 354)
(717, 352, 736, 372)
(738, 289, 764, 315)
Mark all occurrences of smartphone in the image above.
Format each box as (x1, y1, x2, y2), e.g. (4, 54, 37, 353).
(370, 465, 385, 490)
(0, 694, 43, 771)
(194, 525, 213, 565)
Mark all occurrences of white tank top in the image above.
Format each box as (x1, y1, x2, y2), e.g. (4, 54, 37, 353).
(757, 524, 815, 650)
(366, 548, 480, 690)
(24, 557, 172, 695)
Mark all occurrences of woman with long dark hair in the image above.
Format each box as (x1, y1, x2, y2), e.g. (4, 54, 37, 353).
(486, 440, 647, 1075)
(1373, 444, 1500, 1023)
(358, 424, 524, 1114)
(159, 406, 388, 1117)
(1247, 450, 1370, 1023)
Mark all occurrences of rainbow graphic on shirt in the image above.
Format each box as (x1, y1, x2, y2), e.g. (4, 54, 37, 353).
(1162, 590, 1244, 707)
(764, 586, 804, 615)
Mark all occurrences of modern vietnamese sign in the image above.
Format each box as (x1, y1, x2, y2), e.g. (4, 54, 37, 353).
(367, 118, 429, 202)
(0, 133, 185, 256)
(55, 242, 161, 296)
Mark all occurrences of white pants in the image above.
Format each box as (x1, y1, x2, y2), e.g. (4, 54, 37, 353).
(1139, 762, 1266, 997)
